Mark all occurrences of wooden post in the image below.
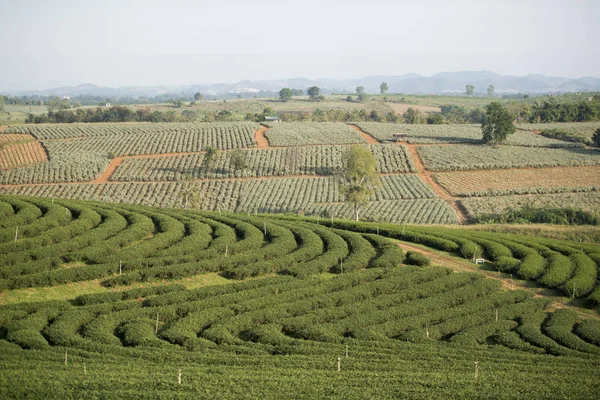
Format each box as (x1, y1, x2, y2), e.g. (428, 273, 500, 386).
(64, 349, 68, 365)
(426, 324, 429, 339)
(340, 259, 343, 274)
(510, 274, 513, 289)
(225, 244, 228, 257)
(263, 221, 267, 236)
(345, 345, 348, 358)
(155, 313, 159, 335)
(331, 214, 334, 226)
(83, 362, 87, 376)
(337, 357, 341, 373)
(495, 308, 498, 322)
(376, 226, 379, 235)
(572, 283, 576, 299)
(119, 260, 122, 275)
(474, 361, 479, 379)
(275, 287, 279, 296)
(178, 368, 182, 384)
(14, 226, 18, 242)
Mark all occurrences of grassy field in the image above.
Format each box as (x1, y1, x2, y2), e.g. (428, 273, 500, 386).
(0, 196, 599, 398)
(435, 166, 600, 197)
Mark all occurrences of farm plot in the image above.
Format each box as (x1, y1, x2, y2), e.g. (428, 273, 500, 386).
(0, 141, 48, 170)
(0, 175, 448, 223)
(461, 192, 600, 218)
(263, 122, 366, 146)
(41, 125, 257, 157)
(435, 166, 600, 197)
(356, 123, 583, 147)
(420, 145, 600, 171)
(7, 122, 259, 141)
(110, 144, 416, 181)
(518, 121, 600, 143)
(0, 153, 109, 184)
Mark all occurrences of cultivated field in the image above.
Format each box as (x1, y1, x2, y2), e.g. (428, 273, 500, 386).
(435, 166, 600, 197)
(420, 145, 600, 171)
(110, 144, 416, 181)
(0, 135, 48, 170)
(356, 122, 585, 147)
(0, 175, 455, 224)
(264, 122, 366, 146)
(462, 192, 600, 217)
(518, 121, 600, 142)
(0, 196, 599, 398)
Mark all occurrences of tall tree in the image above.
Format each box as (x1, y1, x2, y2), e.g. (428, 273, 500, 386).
(229, 149, 248, 177)
(380, 82, 388, 95)
(279, 88, 293, 102)
(339, 146, 381, 221)
(465, 85, 475, 96)
(356, 86, 365, 95)
(307, 86, 320, 101)
(203, 146, 219, 176)
(592, 128, 600, 148)
(178, 174, 201, 210)
(403, 107, 423, 124)
(481, 102, 516, 145)
(487, 84, 495, 97)
(194, 92, 204, 101)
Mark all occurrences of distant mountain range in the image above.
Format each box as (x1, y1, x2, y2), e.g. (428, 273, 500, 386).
(3, 71, 600, 97)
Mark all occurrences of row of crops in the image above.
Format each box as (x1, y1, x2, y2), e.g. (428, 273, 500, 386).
(420, 144, 600, 171)
(356, 122, 586, 147)
(0, 175, 454, 224)
(518, 121, 600, 141)
(0, 196, 599, 397)
(110, 144, 416, 181)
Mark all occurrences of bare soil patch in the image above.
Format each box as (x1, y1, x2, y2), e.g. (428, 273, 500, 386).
(348, 124, 380, 144)
(254, 125, 270, 148)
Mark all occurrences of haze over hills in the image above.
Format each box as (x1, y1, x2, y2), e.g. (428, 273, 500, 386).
(3, 71, 600, 97)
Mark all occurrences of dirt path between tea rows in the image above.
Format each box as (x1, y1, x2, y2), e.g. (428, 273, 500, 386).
(254, 125, 270, 148)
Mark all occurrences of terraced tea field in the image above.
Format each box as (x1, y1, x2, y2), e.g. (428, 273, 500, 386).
(0, 196, 599, 398)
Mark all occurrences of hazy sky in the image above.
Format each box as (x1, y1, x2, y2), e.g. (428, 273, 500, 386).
(1, 0, 599, 90)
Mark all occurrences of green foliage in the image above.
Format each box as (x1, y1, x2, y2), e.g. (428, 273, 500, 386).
(593, 128, 600, 147)
(279, 88, 293, 102)
(307, 86, 320, 101)
(473, 206, 599, 226)
(340, 146, 381, 220)
(482, 102, 516, 145)
(465, 84, 475, 96)
(404, 251, 430, 266)
(380, 82, 388, 95)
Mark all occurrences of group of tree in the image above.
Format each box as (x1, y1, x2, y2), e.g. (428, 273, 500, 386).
(245, 108, 400, 123)
(464, 84, 495, 97)
(528, 97, 600, 123)
(24, 105, 237, 124)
